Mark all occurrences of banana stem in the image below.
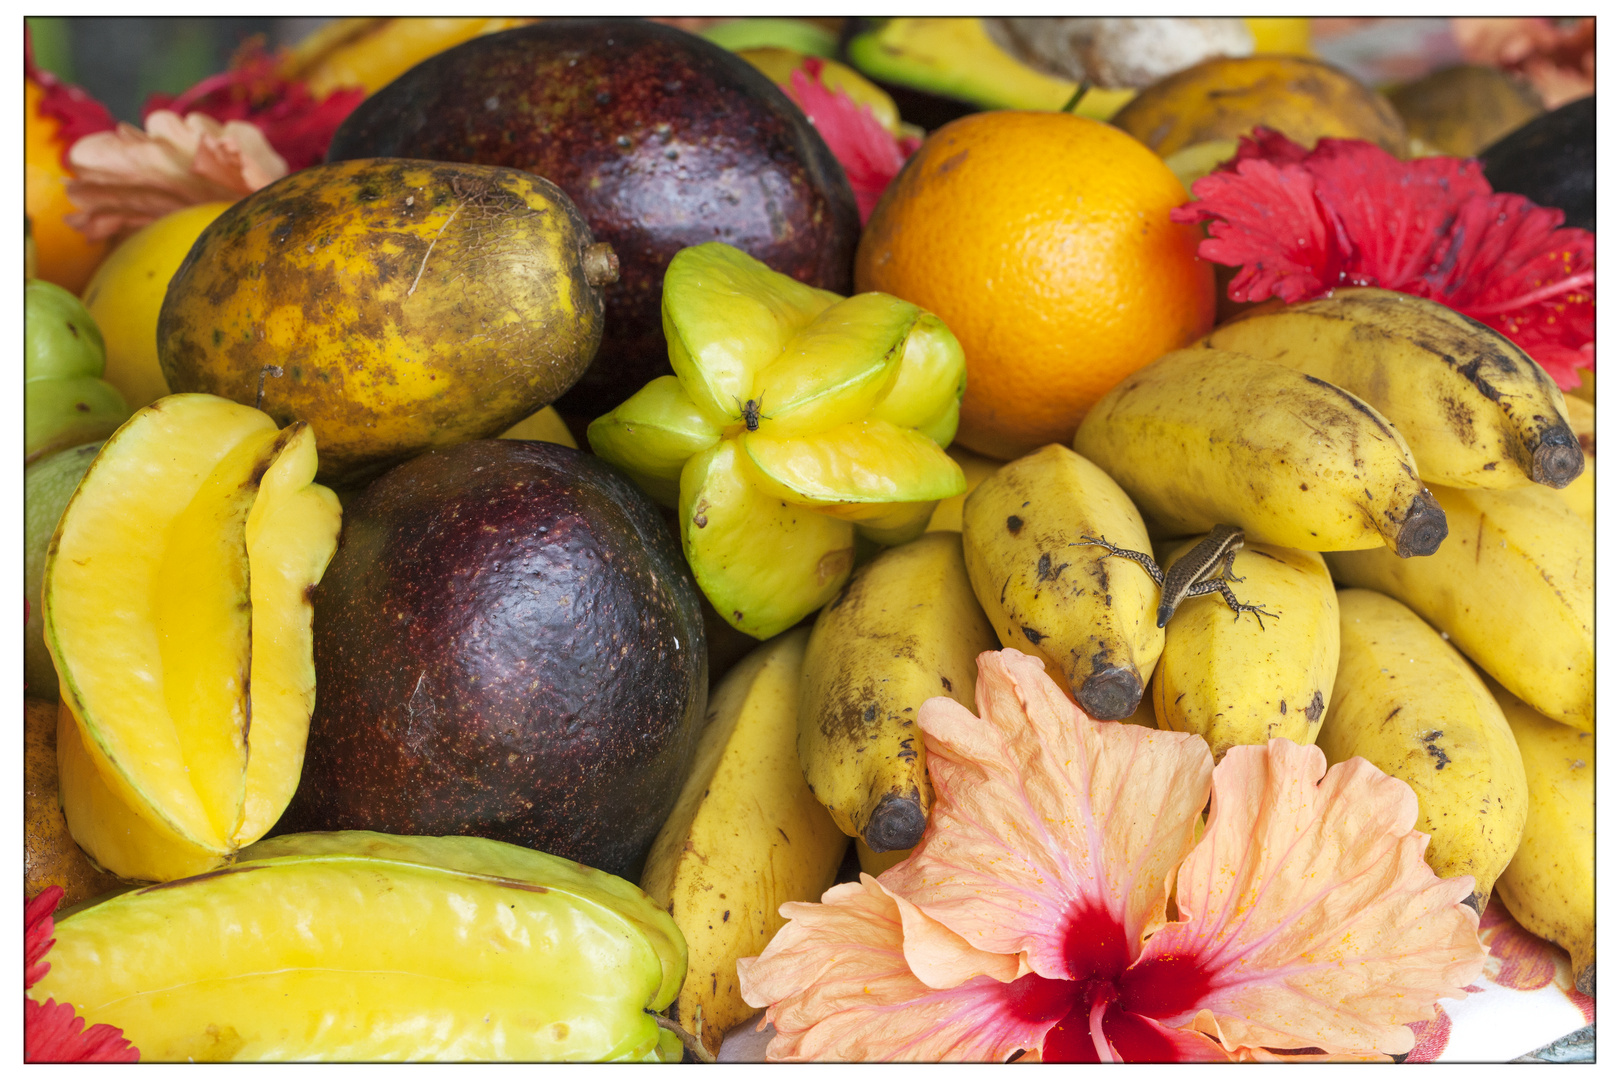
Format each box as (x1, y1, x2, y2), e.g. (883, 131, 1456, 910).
(654, 1013, 718, 1064)
(1060, 79, 1092, 114)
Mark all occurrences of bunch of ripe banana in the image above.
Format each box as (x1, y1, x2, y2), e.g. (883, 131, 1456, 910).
(1046, 287, 1587, 984)
(641, 287, 1594, 1053)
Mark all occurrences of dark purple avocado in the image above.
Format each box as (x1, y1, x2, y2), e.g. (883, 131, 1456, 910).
(276, 439, 708, 881)
(325, 17, 861, 417)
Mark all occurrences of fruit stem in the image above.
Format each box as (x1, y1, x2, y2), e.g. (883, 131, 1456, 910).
(583, 242, 620, 288)
(654, 1013, 717, 1064)
(1060, 80, 1092, 115)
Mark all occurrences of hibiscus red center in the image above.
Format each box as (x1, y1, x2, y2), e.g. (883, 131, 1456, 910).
(1005, 901, 1215, 1062)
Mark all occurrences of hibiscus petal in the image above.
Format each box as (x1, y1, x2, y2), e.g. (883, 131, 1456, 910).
(881, 650, 1212, 979)
(25, 886, 63, 990)
(24, 998, 140, 1063)
(1174, 159, 1345, 304)
(1136, 739, 1485, 1057)
(738, 876, 1044, 1062)
(1300, 139, 1491, 291)
(785, 61, 912, 224)
(878, 879, 1019, 990)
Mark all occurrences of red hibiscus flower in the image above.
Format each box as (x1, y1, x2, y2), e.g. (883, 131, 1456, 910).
(25, 887, 140, 1063)
(783, 57, 922, 224)
(24, 25, 116, 168)
(1171, 129, 1594, 388)
(143, 38, 364, 172)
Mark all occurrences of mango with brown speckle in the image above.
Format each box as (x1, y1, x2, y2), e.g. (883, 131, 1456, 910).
(158, 158, 618, 487)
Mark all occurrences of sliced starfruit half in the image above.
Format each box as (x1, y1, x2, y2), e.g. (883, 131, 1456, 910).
(42, 393, 342, 882)
(28, 831, 687, 1062)
(592, 243, 967, 638)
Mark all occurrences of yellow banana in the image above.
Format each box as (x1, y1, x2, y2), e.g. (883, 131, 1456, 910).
(799, 531, 997, 852)
(1325, 480, 1593, 731)
(1150, 541, 1339, 762)
(640, 629, 848, 1058)
(1205, 288, 1583, 489)
(1317, 589, 1528, 911)
(1557, 450, 1594, 525)
(1074, 348, 1447, 556)
(961, 444, 1163, 720)
(1489, 677, 1595, 996)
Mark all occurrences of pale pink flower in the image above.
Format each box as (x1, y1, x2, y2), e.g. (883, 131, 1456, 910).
(738, 649, 1486, 1062)
(64, 110, 287, 242)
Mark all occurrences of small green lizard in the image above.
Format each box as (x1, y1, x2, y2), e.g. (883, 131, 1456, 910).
(1073, 524, 1279, 630)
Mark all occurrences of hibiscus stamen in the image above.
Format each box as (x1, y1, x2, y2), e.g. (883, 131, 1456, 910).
(1464, 270, 1596, 316)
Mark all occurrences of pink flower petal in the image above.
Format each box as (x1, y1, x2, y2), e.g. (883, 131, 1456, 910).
(738, 877, 1045, 1062)
(64, 109, 286, 242)
(1137, 739, 1486, 1057)
(881, 650, 1212, 979)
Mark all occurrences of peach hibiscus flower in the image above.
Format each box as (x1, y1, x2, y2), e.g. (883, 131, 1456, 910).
(63, 110, 288, 243)
(738, 649, 1486, 1062)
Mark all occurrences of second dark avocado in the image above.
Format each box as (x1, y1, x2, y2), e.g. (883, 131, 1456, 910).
(276, 439, 709, 882)
(326, 17, 860, 418)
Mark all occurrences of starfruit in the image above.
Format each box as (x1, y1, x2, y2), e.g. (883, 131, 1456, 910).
(27, 831, 687, 1062)
(43, 393, 341, 882)
(589, 243, 966, 638)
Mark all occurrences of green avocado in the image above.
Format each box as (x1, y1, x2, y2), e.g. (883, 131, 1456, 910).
(845, 17, 1134, 122)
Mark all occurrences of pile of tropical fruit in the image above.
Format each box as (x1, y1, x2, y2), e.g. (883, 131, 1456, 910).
(23, 15, 1593, 1064)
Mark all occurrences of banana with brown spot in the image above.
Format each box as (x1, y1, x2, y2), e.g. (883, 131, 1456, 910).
(1150, 541, 1339, 762)
(798, 531, 997, 853)
(1074, 348, 1447, 556)
(1317, 589, 1527, 912)
(1203, 287, 1582, 490)
(961, 444, 1163, 720)
(640, 629, 848, 1059)
(1326, 480, 1593, 731)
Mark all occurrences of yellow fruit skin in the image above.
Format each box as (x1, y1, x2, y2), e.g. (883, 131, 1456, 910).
(799, 531, 998, 852)
(640, 629, 848, 1058)
(1151, 542, 1339, 762)
(1111, 54, 1407, 157)
(1074, 348, 1445, 556)
(1490, 679, 1595, 996)
(29, 832, 685, 1062)
(1204, 288, 1582, 490)
(962, 444, 1163, 720)
(1317, 590, 1528, 911)
(1325, 482, 1593, 732)
(81, 201, 232, 411)
(158, 159, 610, 487)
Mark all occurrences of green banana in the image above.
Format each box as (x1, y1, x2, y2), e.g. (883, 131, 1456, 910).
(1074, 348, 1447, 556)
(799, 530, 998, 851)
(1205, 287, 1582, 489)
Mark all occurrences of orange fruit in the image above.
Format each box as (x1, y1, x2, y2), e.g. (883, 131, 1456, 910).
(26, 77, 109, 294)
(855, 110, 1214, 460)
